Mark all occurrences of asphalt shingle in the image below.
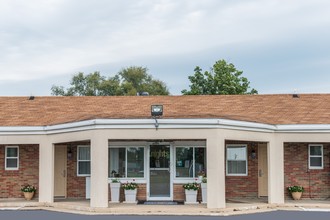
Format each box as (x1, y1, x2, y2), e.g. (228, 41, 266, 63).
(0, 94, 329, 126)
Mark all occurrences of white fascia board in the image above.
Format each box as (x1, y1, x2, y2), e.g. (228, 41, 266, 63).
(217, 119, 276, 131)
(94, 118, 275, 132)
(276, 124, 330, 133)
(0, 118, 274, 135)
(0, 119, 330, 135)
(0, 126, 46, 135)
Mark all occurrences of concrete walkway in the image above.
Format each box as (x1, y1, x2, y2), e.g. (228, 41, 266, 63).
(0, 199, 330, 216)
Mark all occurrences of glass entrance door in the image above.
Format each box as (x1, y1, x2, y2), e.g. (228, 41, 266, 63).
(149, 145, 171, 200)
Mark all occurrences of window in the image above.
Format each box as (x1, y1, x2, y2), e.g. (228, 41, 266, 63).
(226, 145, 247, 176)
(5, 146, 19, 170)
(309, 144, 323, 169)
(175, 147, 206, 178)
(109, 147, 144, 178)
(77, 146, 91, 176)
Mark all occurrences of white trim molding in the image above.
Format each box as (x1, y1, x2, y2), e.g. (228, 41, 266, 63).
(77, 145, 91, 177)
(2, 118, 330, 135)
(226, 144, 248, 176)
(5, 146, 19, 170)
(308, 144, 323, 169)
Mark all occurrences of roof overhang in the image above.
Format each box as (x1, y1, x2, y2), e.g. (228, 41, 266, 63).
(0, 118, 329, 135)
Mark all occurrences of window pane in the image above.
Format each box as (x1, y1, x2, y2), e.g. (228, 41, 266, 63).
(310, 146, 322, 156)
(7, 148, 18, 157)
(227, 147, 246, 160)
(310, 157, 322, 167)
(176, 147, 193, 177)
(79, 147, 90, 160)
(150, 146, 170, 168)
(78, 161, 90, 175)
(228, 161, 246, 174)
(109, 148, 126, 178)
(127, 147, 144, 178)
(195, 147, 206, 177)
(6, 158, 18, 168)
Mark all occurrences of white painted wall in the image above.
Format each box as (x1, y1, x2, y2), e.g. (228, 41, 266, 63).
(38, 141, 54, 203)
(90, 134, 109, 208)
(206, 130, 226, 208)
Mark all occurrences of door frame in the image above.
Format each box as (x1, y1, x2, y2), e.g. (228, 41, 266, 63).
(147, 144, 173, 201)
(258, 143, 268, 197)
(54, 145, 67, 198)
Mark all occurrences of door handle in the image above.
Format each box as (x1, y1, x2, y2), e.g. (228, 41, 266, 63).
(259, 169, 263, 177)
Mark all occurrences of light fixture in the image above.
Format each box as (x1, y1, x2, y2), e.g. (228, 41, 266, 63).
(151, 105, 163, 130)
(67, 145, 73, 160)
(251, 149, 256, 159)
(151, 105, 163, 117)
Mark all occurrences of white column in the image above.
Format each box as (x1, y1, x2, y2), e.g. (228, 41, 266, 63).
(39, 141, 54, 203)
(206, 132, 226, 208)
(268, 138, 285, 204)
(90, 134, 109, 208)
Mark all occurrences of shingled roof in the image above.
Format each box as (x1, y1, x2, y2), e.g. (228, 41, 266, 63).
(0, 94, 330, 126)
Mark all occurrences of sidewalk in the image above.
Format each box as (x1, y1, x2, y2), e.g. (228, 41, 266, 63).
(1, 199, 330, 216)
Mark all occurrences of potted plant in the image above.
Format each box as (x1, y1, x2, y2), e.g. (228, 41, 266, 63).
(201, 177, 207, 204)
(287, 185, 304, 200)
(122, 180, 138, 203)
(21, 184, 37, 200)
(110, 178, 121, 203)
(182, 181, 200, 204)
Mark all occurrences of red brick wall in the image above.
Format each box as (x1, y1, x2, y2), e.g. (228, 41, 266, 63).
(0, 145, 39, 198)
(66, 145, 86, 198)
(225, 142, 259, 199)
(284, 143, 330, 199)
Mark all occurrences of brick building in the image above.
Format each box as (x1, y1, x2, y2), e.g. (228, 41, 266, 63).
(0, 94, 330, 208)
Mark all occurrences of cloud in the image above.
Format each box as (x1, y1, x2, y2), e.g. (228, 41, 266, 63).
(1, 0, 330, 95)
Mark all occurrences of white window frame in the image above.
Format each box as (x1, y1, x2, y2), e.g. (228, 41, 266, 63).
(308, 144, 323, 169)
(109, 146, 146, 179)
(226, 144, 248, 176)
(174, 146, 207, 179)
(5, 146, 19, 170)
(77, 145, 91, 177)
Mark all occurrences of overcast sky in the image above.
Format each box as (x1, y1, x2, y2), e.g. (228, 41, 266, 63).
(1, 0, 330, 96)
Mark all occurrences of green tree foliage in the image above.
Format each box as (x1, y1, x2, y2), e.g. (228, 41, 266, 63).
(181, 59, 258, 95)
(51, 66, 169, 96)
(118, 66, 169, 95)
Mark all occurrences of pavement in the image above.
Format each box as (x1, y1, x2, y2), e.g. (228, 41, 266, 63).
(0, 198, 330, 216)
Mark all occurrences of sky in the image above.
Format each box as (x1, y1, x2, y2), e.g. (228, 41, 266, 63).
(1, 0, 330, 96)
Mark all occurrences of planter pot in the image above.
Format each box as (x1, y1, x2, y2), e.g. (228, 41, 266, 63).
(110, 182, 121, 203)
(291, 192, 302, 200)
(201, 183, 207, 204)
(185, 189, 198, 204)
(124, 189, 137, 203)
(23, 192, 34, 200)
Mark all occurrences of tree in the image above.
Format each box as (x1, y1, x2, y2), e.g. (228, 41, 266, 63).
(51, 66, 169, 96)
(118, 66, 169, 95)
(181, 59, 258, 95)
